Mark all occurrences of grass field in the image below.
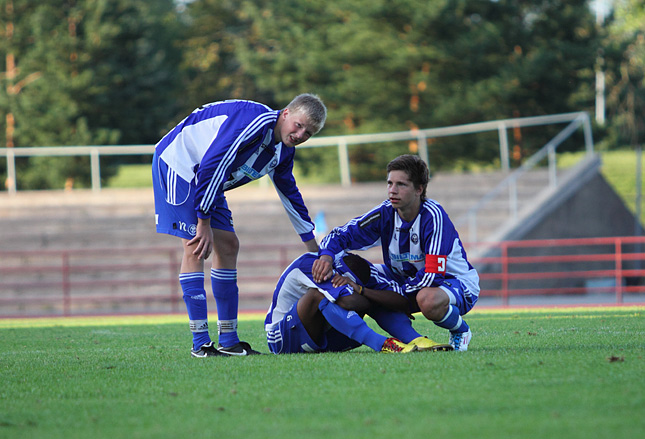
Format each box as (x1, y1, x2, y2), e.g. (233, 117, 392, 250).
(1, 307, 643, 439)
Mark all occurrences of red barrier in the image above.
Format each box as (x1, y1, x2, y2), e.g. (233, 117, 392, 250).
(1, 237, 644, 316)
(0, 244, 302, 317)
(470, 236, 645, 305)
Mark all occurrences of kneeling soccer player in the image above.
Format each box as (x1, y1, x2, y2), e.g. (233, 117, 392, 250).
(313, 154, 480, 351)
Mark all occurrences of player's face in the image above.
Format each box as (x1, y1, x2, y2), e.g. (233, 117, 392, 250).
(387, 170, 423, 220)
(277, 108, 314, 148)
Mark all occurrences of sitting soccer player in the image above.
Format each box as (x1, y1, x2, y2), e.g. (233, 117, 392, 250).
(265, 252, 440, 354)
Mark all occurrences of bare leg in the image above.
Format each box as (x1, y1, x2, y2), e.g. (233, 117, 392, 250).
(296, 288, 326, 344)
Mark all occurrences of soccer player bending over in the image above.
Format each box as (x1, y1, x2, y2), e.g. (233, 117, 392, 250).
(312, 154, 480, 351)
(153, 94, 326, 357)
(266, 252, 439, 354)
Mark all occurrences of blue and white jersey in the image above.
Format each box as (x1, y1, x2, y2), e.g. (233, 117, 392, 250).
(155, 100, 315, 241)
(320, 199, 480, 297)
(264, 252, 399, 332)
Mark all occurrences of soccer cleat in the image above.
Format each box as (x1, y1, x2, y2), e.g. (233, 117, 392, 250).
(217, 341, 262, 356)
(191, 341, 226, 358)
(449, 329, 472, 352)
(380, 337, 417, 353)
(409, 336, 454, 352)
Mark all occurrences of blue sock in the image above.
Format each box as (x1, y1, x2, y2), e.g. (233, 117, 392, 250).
(211, 268, 240, 347)
(369, 308, 422, 343)
(318, 298, 387, 352)
(434, 305, 469, 333)
(180, 272, 210, 350)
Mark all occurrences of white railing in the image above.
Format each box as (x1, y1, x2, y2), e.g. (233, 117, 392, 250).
(454, 112, 595, 243)
(0, 112, 592, 195)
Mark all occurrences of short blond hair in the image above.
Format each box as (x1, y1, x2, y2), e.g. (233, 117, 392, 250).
(286, 93, 327, 134)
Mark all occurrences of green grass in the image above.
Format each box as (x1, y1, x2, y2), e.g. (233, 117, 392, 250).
(106, 164, 153, 188)
(559, 148, 645, 217)
(1, 307, 643, 439)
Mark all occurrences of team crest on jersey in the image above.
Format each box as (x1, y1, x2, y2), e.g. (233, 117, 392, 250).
(188, 224, 197, 236)
(270, 158, 278, 168)
(411, 233, 419, 244)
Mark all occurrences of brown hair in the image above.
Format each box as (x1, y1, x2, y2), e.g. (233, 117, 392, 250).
(386, 154, 429, 199)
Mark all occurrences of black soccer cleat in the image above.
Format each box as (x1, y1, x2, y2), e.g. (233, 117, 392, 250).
(217, 341, 262, 356)
(191, 341, 226, 358)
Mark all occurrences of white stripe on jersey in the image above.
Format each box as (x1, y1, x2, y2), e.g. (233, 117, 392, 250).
(165, 166, 176, 204)
(200, 111, 277, 213)
(265, 266, 340, 332)
(424, 200, 443, 255)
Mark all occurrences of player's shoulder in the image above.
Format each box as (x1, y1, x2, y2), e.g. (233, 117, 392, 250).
(293, 252, 318, 268)
(357, 200, 391, 228)
(193, 100, 277, 121)
(421, 198, 448, 215)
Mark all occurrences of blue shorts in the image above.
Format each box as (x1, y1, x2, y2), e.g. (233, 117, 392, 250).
(152, 152, 235, 239)
(266, 304, 360, 354)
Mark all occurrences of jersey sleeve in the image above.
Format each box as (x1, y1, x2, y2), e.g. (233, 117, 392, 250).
(270, 149, 315, 242)
(319, 203, 385, 260)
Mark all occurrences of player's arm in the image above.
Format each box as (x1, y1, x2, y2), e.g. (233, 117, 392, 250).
(271, 155, 317, 245)
(359, 286, 410, 314)
(333, 275, 410, 315)
(318, 206, 384, 260)
(303, 238, 319, 253)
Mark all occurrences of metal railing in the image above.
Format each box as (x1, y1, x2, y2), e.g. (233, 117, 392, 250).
(475, 236, 645, 306)
(1, 236, 643, 318)
(454, 112, 594, 242)
(0, 112, 592, 194)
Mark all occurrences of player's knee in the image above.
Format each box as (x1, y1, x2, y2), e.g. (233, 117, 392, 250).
(417, 288, 448, 321)
(213, 234, 239, 260)
(336, 294, 370, 314)
(298, 289, 325, 319)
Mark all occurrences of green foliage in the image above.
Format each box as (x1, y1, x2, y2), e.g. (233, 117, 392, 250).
(602, 0, 645, 147)
(106, 163, 152, 188)
(227, 0, 599, 176)
(1, 0, 642, 188)
(0, 308, 643, 439)
(0, 0, 182, 189)
(559, 148, 645, 218)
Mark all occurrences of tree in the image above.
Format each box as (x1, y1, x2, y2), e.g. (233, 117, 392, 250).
(0, 0, 183, 189)
(223, 0, 599, 176)
(603, 0, 645, 148)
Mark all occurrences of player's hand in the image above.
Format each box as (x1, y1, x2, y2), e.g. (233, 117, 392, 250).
(312, 255, 333, 283)
(331, 273, 351, 288)
(187, 218, 213, 260)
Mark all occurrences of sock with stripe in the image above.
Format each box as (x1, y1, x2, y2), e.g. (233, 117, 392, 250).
(318, 298, 387, 352)
(180, 272, 210, 350)
(211, 268, 240, 347)
(434, 304, 469, 333)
